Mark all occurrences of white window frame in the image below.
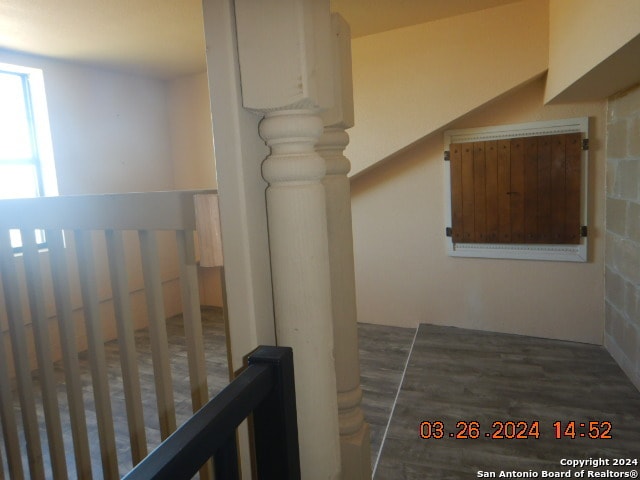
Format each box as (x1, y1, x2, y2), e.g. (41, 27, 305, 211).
(0, 62, 58, 250)
(444, 117, 589, 262)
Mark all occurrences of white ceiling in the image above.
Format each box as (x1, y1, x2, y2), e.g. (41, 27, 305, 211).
(0, 0, 521, 79)
(0, 0, 208, 78)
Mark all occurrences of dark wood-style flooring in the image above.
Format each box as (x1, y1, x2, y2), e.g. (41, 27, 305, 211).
(3, 313, 640, 479)
(371, 323, 640, 479)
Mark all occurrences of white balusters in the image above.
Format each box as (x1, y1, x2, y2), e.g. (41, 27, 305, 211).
(176, 230, 209, 411)
(176, 229, 214, 480)
(48, 229, 93, 478)
(0, 231, 45, 479)
(138, 230, 177, 441)
(105, 229, 148, 464)
(75, 230, 119, 479)
(0, 263, 24, 479)
(0, 343, 23, 479)
(21, 230, 68, 479)
(0, 190, 221, 479)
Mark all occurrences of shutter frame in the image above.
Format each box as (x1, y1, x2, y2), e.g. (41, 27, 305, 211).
(444, 117, 589, 262)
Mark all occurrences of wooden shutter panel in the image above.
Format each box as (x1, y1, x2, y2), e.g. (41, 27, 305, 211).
(449, 132, 582, 245)
(450, 143, 464, 243)
(537, 136, 552, 243)
(497, 139, 511, 243)
(510, 138, 525, 243)
(484, 141, 498, 243)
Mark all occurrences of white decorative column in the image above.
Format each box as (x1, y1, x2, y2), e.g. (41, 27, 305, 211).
(318, 13, 372, 479)
(234, 1, 341, 478)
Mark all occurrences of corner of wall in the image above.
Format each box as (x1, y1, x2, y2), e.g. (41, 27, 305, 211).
(545, 0, 640, 103)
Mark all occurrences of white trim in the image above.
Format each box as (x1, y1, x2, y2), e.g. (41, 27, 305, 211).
(444, 117, 589, 262)
(0, 62, 58, 197)
(373, 325, 419, 477)
(28, 68, 58, 197)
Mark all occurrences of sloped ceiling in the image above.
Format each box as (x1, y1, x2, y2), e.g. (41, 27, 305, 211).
(331, 0, 521, 37)
(0, 0, 521, 79)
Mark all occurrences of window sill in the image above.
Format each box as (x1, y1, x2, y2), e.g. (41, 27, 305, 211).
(448, 242, 587, 262)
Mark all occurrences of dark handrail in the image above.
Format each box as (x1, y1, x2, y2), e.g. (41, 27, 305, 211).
(122, 345, 301, 480)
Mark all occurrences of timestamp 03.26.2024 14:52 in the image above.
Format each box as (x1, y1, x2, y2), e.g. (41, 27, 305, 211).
(418, 420, 613, 440)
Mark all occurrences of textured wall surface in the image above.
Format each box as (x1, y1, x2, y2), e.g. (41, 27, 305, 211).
(605, 83, 640, 390)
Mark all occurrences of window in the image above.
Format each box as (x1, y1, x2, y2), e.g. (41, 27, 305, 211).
(444, 118, 589, 262)
(0, 63, 58, 248)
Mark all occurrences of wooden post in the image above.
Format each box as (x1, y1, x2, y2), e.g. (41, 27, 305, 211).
(319, 13, 372, 479)
(234, 1, 341, 478)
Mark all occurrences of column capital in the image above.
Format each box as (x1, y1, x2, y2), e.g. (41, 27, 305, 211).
(234, 0, 334, 113)
(321, 13, 354, 129)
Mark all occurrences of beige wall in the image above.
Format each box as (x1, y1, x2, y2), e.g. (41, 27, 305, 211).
(168, 72, 217, 190)
(351, 78, 606, 344)
(0, 50, 175, 194)
(1, 49, 221, 196)
(0, 49, 180, 322)
(546, 0, 640, 103)
(346, 0, 549, 176)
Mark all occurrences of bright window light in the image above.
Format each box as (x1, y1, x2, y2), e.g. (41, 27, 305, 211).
(0, 72, 33, 161)
(0, 63, 58, 249)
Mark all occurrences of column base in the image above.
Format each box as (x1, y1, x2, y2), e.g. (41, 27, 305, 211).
(340, 422, 372, 480)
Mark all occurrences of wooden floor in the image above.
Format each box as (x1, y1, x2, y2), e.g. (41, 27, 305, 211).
(358, 322, 416, 465)
(371, 323, 640, 479)
(4, 314, 640, 479)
